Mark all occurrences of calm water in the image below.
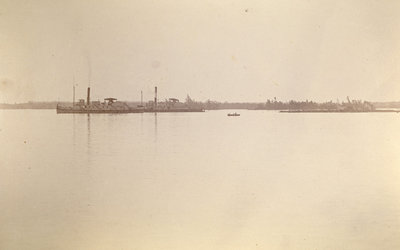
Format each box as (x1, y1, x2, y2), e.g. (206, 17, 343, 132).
(1, 109, 400, 250)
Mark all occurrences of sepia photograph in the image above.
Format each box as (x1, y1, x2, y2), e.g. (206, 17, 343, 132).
(1, 0, 400, 249)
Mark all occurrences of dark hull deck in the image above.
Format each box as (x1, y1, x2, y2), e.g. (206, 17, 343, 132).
(57, 108, 144, 114)
(144, 108, 205, 113)
(56, 107, 204, 114)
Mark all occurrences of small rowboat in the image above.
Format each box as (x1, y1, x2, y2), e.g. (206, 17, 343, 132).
(227, 113, 240, 116)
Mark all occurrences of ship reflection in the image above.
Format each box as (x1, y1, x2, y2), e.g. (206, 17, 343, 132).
(86, 114, 92, 166)
(71, 113, 92, 165)
(154, 112, 157, 142)
(72, 114, 76, 146)
(87, 114, 91, 151)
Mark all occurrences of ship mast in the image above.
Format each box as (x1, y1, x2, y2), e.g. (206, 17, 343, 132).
(72, 76, 76, 106)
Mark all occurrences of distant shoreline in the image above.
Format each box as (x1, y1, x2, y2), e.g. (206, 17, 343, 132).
(280, 109, 400, 113)
(2, 101, 400, 110)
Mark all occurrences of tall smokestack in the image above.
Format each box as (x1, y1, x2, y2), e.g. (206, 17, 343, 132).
(154, 86, 157, 108)
(87, 87, 91, 106)
(73, 85, 75, 106)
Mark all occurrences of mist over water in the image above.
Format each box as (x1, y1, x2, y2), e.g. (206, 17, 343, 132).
(1, 110, 400, 249)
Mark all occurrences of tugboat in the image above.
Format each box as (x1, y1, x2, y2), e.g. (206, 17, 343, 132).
(227, 112, 240, 116)
(57, 87, 144, 114)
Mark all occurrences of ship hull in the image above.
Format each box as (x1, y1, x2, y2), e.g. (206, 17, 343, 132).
(56, 107, 144, 114)
(144, 108, 205, 113)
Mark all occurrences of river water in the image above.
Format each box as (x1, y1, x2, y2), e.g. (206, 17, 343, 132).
(0, 109, 399, 250)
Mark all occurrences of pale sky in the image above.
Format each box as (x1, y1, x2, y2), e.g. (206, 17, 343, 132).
(1, 0, 399, 103)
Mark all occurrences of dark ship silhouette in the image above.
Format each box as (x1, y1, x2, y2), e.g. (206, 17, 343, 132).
(57, 87, 204, 114)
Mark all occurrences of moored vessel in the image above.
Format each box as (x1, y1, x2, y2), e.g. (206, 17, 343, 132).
(143, 87, 204, 113)
(56, 88, 144, 114)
